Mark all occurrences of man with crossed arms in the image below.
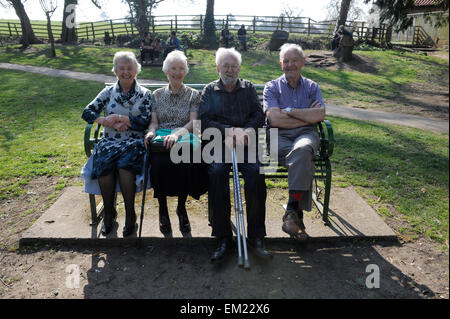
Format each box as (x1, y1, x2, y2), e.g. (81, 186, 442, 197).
(263, 43, 326, 239)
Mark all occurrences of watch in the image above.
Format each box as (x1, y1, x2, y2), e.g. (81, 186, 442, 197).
(285, 107, 292, 114)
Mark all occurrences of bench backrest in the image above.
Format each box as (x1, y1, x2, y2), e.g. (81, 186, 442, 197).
(105, 82, 265, 103)
(103, 82, 334, 158)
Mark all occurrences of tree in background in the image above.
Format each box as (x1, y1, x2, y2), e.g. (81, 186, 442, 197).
(280, 1, 304, 33)
(61, 0, 78, 43)
(326, 0, 365, 23)
(336, 0, 352, 30)
(61, 0, 102, 43)
(122, 0, 165, 37)
(39, 0, 57, 57)
(364, 0, 449, 32)
(203, 0, 216, 46)
(1, 0, 42, 47)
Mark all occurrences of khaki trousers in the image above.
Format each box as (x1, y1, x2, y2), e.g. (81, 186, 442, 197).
(277, 125, 320, 211)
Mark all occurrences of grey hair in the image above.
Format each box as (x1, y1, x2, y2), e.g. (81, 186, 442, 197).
(112, 51, 141, 75)
(279, 43, 305, 61)
(162, 50, 189, 74)
(215, 47, 242, 66)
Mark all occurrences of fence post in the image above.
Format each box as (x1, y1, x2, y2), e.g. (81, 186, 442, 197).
(280, 16, 283, 30)
(360, 22, 364, 40)
(130, 20, 134, 35)
(170, 19, 173, 33)
(86, 25, 89, 39)
(7, 22, 12, 36)
(200, 14, 203, 34)
(124, 22, 128, 35)
(14, 24, 18, 36)
(253, 16, 256, 33)
(175, 15, 178, 32)
(110, 20, 115, 38)
(152, 16, 155, 33)
(226, 14, 229, 27)
(308, 18, 311, 36)
(91, 22, 95, 39)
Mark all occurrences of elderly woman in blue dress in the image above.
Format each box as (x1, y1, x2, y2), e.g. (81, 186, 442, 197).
(145, 50, 207, 235)
(82, 51, 152, 237)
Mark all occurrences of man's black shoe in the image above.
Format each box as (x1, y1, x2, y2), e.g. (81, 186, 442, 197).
(211, 237, 234, 262)
(248, 238, 273, 259)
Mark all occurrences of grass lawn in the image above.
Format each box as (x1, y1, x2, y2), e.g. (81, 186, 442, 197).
(0, 69, 448, 244)
(1, 44, 448, 113)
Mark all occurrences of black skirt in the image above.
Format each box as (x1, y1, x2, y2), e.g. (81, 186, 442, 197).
(150, 151, 208, 199)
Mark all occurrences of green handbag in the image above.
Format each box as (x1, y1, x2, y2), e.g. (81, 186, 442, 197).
(151, 128, 201, 152)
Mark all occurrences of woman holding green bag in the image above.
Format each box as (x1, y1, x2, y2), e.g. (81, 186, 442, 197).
(145, 50, 208, 235)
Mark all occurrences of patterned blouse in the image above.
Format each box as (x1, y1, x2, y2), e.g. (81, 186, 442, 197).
(81, 80, 152, 177)
(152, 84, 200, 129)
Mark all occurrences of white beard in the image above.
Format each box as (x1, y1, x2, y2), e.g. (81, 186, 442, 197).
(220, 73, 238, 87)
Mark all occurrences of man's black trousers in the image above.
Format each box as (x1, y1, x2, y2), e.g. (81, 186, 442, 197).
(208, 161, 267, 239)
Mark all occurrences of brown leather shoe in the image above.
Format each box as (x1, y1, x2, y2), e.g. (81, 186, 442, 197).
(282, 210, 308, 239)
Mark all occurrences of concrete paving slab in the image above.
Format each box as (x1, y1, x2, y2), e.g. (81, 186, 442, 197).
(20, 185, 397, 246)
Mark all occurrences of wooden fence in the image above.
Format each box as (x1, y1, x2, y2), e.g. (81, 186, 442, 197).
(0, 14, 394, 44)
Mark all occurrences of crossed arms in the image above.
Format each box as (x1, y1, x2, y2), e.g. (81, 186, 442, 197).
(265, 101, 325, 129)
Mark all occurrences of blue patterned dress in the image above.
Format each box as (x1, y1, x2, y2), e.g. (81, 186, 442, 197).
(82, 80, 152, 178)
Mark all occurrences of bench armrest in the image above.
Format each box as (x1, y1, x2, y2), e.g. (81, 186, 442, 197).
(316, 120, 335, 159)
(84, 122, 102, 158)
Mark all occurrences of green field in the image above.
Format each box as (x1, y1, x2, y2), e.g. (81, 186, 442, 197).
(0, 43, 448, 112)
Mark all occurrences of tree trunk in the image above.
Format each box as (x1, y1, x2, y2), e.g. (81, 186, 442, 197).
(336, 0, 352, 30)
(45, 12, 56, 57)
(61, 0, 78, 43)
(9, 0, 42, 47)
(203, 0, 216, 46)
(132, 0, 150, 38)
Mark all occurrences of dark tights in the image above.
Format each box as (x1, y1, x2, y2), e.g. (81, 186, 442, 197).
(157, 194, 188, 218)
(98, 169, 136, 228)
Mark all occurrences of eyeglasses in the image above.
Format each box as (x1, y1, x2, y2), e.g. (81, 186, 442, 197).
(221, 64, 239, 70)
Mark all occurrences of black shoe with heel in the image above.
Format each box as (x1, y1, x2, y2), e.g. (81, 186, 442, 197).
(101, 209, 117, 235)
(177, 206, 191, 233)
(159, 207, 172, 234)
(122, 212, 137, 237)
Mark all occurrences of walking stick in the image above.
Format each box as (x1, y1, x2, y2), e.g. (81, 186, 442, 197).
(232, 146, 250, 269)
(138, 145, 151, 248)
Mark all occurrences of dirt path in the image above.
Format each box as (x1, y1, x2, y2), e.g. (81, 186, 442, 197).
(0, 239, 447, 299)
(0, 177, 448, 300)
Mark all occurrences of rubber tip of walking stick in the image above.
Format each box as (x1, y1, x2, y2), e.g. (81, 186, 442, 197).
(244, 260, 251, 269)
(238, 256, 243, 267)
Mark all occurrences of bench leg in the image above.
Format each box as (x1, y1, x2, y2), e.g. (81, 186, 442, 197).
(89, 191, 118, 226)
(312, 160, 332, 226)
(322, 160, 332, 225)
(89, 194, 103, 225)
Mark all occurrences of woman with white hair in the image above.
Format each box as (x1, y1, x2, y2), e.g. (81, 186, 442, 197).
(145, 50, 207, 235)
(82, 51, 152, 237)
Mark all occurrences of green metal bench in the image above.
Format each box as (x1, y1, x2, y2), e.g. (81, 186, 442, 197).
(84, 83, 335, 226)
